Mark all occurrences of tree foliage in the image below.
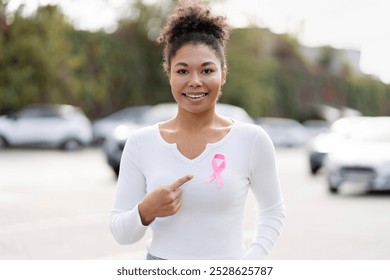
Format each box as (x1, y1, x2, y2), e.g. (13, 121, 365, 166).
(1, 0, 389, 119)
(0, 4, 75, 112)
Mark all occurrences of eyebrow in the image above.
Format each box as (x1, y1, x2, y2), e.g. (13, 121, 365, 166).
(173, 61, 217, 67)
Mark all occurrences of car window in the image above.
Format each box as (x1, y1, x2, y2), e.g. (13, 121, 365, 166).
(12, 106, 69, 119)
(106, 106, 151, 122)
(14, 108, 42, 119)
(40, 108, 62, 118)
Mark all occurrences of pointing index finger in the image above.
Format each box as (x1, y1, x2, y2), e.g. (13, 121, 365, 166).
(170, 175, 194, 190)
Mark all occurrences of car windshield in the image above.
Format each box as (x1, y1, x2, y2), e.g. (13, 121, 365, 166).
(106, 106, 151, 122)
(259, 118, 302, 129)
(348, 118, 390, 142)
(330, 117, 367, 137)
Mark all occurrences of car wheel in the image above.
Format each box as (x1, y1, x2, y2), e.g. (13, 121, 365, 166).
(62, 138, 81, 151)
(328, 181, 339, 194)
(0, 136, 7, 149)
(113, 165, 120, 177)
(310, 164, 320, 175)
(0, 137, 6, 150)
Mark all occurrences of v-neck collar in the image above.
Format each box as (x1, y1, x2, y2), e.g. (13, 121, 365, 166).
(154, 120, 237, 164)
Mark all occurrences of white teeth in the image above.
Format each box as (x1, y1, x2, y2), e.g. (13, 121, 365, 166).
(184, 93, 207, 99)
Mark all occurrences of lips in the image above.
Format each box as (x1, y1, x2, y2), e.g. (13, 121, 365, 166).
(182, 93, 208, 99)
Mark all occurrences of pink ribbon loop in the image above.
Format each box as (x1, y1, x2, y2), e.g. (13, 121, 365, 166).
(207, 154, 226, 187)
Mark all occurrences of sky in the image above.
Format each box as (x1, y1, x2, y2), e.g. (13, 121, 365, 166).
(5, 0, 390, 84)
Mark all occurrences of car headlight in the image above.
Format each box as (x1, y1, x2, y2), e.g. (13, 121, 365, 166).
(323, 153, 341, 170)
(113, 125, 132, 142)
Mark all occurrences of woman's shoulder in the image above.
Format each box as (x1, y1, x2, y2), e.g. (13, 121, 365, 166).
(232, 120, 273, 146)
(127, 123, 158, 145)
(136, 122, 160, 137)
(133, 123, 156, 136)
(233, 120, 268, 136)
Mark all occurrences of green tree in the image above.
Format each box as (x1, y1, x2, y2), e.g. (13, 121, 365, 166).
(223, 28, 279, 117)
(0, 4, 76, 111)
(2, 0, 389, 120)
(66, 0, 173, 118)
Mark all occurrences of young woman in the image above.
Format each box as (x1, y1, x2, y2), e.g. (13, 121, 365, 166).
(109, 0, 284, 260)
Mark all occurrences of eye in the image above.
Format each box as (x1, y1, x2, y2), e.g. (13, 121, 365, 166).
(202, 69, 214, 74)
(176, 69, 188, 75)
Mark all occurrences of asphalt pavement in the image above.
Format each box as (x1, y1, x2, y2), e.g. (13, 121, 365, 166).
(0, 147, 389, 260)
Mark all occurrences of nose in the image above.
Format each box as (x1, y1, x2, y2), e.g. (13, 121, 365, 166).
(188, 72, 202, 87)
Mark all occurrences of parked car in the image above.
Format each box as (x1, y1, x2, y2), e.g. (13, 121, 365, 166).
(256, 117, 309, 147)
(0, 104, 92, 150)
(103, 103, 254, 175)
(324, 117, 390, 194)
(302, 119, 330, 139)
(92, 105, 151, 144)
(103, 123, 142, 175)
(306, 116, 367, 175)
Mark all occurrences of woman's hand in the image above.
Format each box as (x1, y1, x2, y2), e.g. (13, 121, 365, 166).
(138, 175, 193, 225)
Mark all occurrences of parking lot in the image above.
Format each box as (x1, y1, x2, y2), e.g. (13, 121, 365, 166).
(0, 146, 389, 259)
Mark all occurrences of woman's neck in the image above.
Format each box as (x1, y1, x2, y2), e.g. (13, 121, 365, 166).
(174, 107, 218, 132)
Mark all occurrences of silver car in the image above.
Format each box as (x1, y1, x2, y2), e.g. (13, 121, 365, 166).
(0, 104, 92, 150)
(306, 116, 367, 175)
(92, 105, 151, 144)
(324, 117, 390, 193)
(256, 117, 309, 147)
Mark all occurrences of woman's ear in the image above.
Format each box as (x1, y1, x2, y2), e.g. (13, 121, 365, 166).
(221, 65, 227, 85)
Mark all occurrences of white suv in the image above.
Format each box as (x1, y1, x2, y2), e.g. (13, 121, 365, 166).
(0, 104, 92, 150)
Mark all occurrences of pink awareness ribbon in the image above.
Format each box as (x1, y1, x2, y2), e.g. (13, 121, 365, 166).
(207, 154, 226, 187)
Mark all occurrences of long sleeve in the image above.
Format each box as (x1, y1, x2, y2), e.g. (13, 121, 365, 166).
(242, 129, 285, 259)
(109, 134, 149, 245)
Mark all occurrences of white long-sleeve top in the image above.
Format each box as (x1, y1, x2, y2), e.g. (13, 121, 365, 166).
(109, 120, 285, 259)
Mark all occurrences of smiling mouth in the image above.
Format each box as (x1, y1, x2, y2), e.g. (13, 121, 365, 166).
(182, 93, 208, 99)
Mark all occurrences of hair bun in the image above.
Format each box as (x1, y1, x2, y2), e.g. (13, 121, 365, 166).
(157, 0, 230, 73)
(157, 1, 230, 47)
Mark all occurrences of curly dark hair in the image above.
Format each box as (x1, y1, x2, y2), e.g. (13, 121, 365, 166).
(156, 0, 231, 74)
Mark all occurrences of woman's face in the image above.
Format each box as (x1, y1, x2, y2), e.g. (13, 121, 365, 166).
(169, 43, 227, 114)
